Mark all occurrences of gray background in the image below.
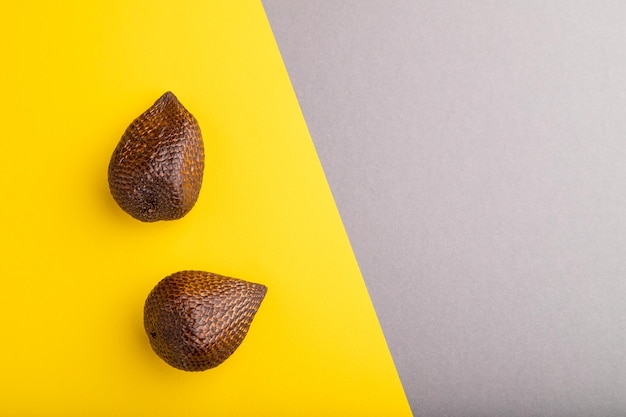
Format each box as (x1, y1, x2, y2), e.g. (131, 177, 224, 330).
(262, 2, 626, 416)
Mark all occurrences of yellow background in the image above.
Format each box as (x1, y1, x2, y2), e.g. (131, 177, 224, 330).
(0, 1, 412, 415)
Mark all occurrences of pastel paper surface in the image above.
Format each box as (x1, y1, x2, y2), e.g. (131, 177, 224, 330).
(0, 1, 411, 415)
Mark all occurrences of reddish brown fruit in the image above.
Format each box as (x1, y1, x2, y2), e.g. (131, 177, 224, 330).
(143, 271, 267, 371)
(108, 92, 204, 222)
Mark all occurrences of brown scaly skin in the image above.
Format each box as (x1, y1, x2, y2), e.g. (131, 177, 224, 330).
(108, 92, 204, 222)
(144, 271, 267, 371)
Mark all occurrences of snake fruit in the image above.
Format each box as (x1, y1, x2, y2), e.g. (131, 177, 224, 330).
(144, 270, 267, 371)
(108, 92, 204, 222)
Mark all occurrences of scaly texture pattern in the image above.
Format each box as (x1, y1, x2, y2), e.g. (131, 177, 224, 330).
(108, 91, 204, 222)
(144, 271, 268, 371)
